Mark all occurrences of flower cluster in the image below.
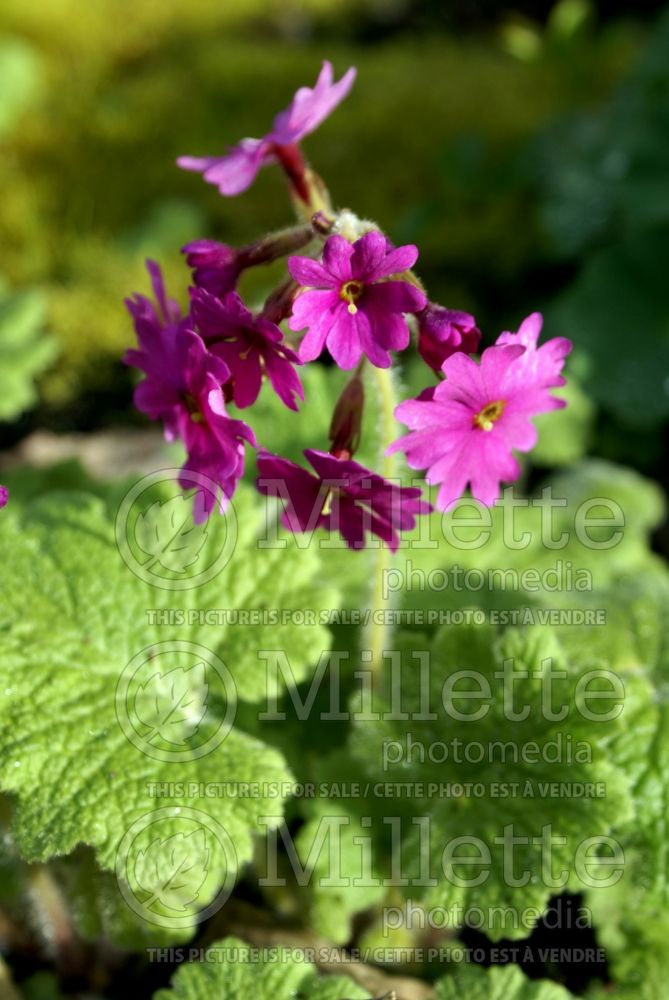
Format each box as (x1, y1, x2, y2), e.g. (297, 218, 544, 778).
(125, 61, 572, 549)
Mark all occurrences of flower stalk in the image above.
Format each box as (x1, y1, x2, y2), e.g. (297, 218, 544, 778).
(365, 364, 402, 676)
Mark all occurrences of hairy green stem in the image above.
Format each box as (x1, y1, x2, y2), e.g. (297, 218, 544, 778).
(26, 865, 83, 973)
(364, 365, 401, 676)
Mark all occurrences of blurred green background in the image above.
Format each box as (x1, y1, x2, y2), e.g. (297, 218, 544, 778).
(1, 0, 668, 491)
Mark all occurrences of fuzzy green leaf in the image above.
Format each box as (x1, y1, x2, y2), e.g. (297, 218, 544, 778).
(153, 935, 370, 999)
(559, 571, 669, 914)
(437, 963, 575, 999)
(400, 459, 664, 615)
(305, 622, 633, 940)
(0, 485, 339, 937)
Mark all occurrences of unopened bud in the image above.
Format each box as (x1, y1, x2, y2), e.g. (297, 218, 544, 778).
(183, 225, 313, 299)
(311, 210, 336, 235)
(417, 304, 481, 373)
(181, 240, 238, 297)
(244, 225, 314, 268)
(329, 375, 365, 459)
(262, 279, 300, 326)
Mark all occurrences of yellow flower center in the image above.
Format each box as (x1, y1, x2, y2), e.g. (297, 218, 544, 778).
(473, 399, 506, 432)
(340, 280, 365, 315)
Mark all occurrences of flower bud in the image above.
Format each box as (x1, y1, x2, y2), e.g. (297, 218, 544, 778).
(183, 226, 313, 299)
(329, 375, 365, 460)
(182, 240, 239, 297)
(262, 278, 300, 326)
(417, 304, 481, 373)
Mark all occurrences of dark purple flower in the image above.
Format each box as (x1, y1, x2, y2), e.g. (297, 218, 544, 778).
(125, 262, 255, 521)
(418, 305, 481, 373)
(288, 231, 426, 369)
(191, 288, 304, 411)
(0, 485, 8, 509)
(125, 259, 183, 335)
(256, 448, 431, 551)
(182, 240, 239, 297)
(177, 61, 356, 196)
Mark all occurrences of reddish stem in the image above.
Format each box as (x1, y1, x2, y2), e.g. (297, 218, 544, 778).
(271, 143, 311, 204)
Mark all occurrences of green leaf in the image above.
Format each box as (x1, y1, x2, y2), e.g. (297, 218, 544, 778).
(317, 623, 633, 940)
(537, 568, 669, 997)
(586, 877, 669, 999)
(0, 283, 57, 420)
(0, 485, 339, 939)
(559, 571, 669, 914)
(437, 963, 575, 999)
(56, 847, 194, 948)
(153, 935, 370, 999)
(295, 750, 387, 944)
(401, 459, 664, 615)
(0, 459, 133, 512)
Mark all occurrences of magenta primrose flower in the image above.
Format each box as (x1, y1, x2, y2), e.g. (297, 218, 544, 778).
(257, 448, 431, 551)
(177, 61, 356, 196)
(182, 240, 240, 297)
(388, 313, 572, 510)
(288, 231, 427, 369)
(418, 305, 481, 373)
(0, 485, 8, 509)
(125, 263, 255, 522)
(126, 258, 183, 333)
(190, 287, 304, 411)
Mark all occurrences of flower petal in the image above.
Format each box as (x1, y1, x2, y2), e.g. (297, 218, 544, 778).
(322, 235, 354, 282)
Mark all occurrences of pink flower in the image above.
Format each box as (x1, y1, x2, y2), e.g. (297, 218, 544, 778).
(0, 486, 8, 509)
(288, 231, 426, 369)
(125, 262, 255, 522)
(177, 61, 356, 196)
(418, 305, 481, 372)
(388, 313, 572, 510)
(257, 449, 431, 551)
(190, 288, 304, 411)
